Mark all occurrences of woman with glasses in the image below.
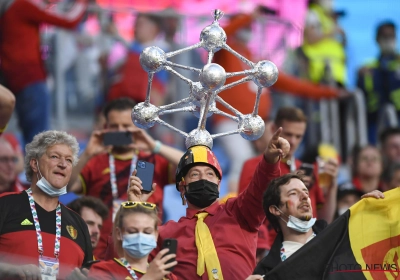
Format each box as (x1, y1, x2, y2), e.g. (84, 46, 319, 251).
(88, 201, 177, 279)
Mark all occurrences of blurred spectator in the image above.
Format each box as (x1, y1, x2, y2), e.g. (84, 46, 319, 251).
(107, 13, 168, 106)
(213, 8, 345, 193)
(381, 163, 400, 191)
(0, 0, 87, 146)
(0, 138, 24, 193)
(357, 21, 400, 144)
(68, 98, 183, 259)
(302, 0, 346, 85)
(379, 127, 400, 166)
(67, 196, 109, 259)
(335, 182, 363, 219)
(2, 133, 24, 175)
(0, 85, 15, 136)
(239, 107, 339, 248)
(351, 145, 383, 193)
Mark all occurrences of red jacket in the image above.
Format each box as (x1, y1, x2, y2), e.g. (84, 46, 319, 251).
(0, 0, 86, 92)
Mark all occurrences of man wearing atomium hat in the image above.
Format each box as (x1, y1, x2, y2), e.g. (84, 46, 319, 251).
(128, 10, 290, 279)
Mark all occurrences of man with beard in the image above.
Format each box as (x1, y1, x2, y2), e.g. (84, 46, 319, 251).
(68, 98, 183, 259)
(247, 173, 328, 278)
(67, 196, 109, 259)
(127, 128, 290, 280)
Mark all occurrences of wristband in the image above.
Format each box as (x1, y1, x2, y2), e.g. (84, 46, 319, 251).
(153, 140, 162, 154)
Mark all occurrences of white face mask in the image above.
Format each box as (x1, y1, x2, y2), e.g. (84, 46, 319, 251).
(379, 39, 397, 55)
(275, 206, 316, 233)
(36, 161, 67, 197)
(236, 29, 252, 44)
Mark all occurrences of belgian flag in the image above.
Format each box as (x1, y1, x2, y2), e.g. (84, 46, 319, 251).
(263, 188, 400, 280)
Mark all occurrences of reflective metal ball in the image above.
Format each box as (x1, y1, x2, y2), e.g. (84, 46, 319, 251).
(252, 60, 279, 88)
(131, 102, 159, 129)
(185, 129, 213, 149)
(238, 114, 265, 140)
(139, 46, 166, 73)
(191, 102, 215, 118)
(200, 23, 227, 52)
(199, 63, 226, 90)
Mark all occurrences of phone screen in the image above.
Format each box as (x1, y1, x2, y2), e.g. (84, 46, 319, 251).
(136, 161, 155, 194)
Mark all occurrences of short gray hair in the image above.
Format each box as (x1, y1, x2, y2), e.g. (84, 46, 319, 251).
(25, 130, 80, 182)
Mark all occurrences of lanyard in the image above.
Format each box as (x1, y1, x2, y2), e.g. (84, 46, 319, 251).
(120, 258, 139, 280)
(109, 154, 138, 200)
(26, 188, 62, 258)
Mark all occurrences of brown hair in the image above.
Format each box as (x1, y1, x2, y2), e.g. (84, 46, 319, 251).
(274, 107, 307, 127)
(113, 204, 159, 257)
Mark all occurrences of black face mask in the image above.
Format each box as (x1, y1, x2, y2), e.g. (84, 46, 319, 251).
(185, 179, 219, 209)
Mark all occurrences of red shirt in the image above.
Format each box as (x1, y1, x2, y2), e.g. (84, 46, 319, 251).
(238, 155, 325, 248)
(0, 0, 86, 93)
(88, 258, 177, 280)
(80, 152, 172, 259)
(150, 157, 281, 280)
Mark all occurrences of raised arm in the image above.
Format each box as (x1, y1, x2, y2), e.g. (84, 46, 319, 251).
(230, 128, 290, 231)
(20, 0, 87, 29)
(0, 85, 15, 133)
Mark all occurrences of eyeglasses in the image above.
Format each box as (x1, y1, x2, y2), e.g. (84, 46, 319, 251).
(0, 156, 18, 164)
(121, 201, 156, 210)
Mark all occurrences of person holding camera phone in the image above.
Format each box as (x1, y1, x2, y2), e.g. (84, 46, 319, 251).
(88, 201, 177, 279)
(68, 98, 184, 259)
(125, 128, 289, 280)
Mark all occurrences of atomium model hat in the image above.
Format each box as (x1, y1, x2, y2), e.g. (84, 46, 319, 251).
(175, 145, 222, 190)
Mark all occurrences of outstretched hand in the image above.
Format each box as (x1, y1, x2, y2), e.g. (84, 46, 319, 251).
(263, 127, 290, 164)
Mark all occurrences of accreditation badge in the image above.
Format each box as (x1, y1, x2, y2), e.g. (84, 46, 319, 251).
(112, 199, 123, 222)
(39, 256, 59, 280)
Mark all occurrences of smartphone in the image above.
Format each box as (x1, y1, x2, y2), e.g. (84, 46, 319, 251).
(103, 131, 133, 147)
(136, 161, 155, 194)
(298, 163, 314, 177)
(81, 260, 100, 270)
(162, 238, 177, 272)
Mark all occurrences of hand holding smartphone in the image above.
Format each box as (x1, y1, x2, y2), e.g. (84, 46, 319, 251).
(103, 131, 133, 147)
(162, 239, 177, 272)
(135, 161, 155, 194)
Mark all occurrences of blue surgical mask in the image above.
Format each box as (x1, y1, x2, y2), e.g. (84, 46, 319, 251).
(36, 161, 67, 197)
(275, 206, 316, 233)
(122, 232, 157, 258)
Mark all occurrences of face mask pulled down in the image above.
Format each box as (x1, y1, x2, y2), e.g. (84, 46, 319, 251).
(122, 232, 157, 258)
(36, 161, 67, 197)
(275, 206, 316, 233)
(185, 179, 219, 209)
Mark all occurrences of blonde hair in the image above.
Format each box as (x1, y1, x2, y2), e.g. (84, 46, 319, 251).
(113, 204, 159, 257)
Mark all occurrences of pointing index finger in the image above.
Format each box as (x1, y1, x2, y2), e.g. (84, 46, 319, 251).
(271, 127, 283, 141)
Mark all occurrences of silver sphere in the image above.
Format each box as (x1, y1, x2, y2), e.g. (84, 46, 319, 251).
(139, 46, 166, 73)
(131, 102, 159, 129)
(190, 82, 206, 107)
(200, 23, 227, 52)
(238, 114, 265, 141)
(191, 102, 215, 118)
(252, 60, 279, 88)
(199, 63, 226, 90)
(185, 129, 213, 149)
